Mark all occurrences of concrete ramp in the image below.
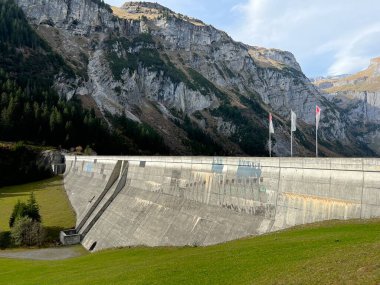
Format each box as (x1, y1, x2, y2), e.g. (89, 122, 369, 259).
(63, 156, 380, 251)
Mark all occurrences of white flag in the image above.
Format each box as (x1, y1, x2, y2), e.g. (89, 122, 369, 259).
(316, 105, 321, 130)
(291, 110, 297, 132)
(269, 113, 274, 134)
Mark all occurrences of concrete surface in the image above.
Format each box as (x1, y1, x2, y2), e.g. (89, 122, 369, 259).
(60, 229, 81, 245)
(0, 247, 84, 260)
(63, 156, 380, 251)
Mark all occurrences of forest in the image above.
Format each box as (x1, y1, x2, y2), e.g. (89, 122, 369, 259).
(0, 0, 170, 155)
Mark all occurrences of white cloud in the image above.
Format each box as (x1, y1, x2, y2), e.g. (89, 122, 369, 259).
(327, 25, 380, 75)
(230, 0, 380, 76)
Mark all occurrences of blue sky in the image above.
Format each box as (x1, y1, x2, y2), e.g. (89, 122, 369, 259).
(105, 0, 380, 77)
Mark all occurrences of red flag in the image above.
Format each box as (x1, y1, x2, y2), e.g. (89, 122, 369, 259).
(316, 105, 321, 130)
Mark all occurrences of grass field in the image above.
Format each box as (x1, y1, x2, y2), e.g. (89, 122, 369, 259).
(0, 179, 379, 284)
(0, 219, 379, 285)
(0, 177, 76, 242)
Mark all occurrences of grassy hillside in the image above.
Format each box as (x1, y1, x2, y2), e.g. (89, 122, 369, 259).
(0, 219, 379, 284)
(0, 177, 75, 242)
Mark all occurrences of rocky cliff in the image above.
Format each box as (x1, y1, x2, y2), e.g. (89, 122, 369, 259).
(315, 58, 380, 155)
(13, 0, 372, 156)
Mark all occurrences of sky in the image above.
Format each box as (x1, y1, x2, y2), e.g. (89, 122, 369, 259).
(105, 0, 380, 78)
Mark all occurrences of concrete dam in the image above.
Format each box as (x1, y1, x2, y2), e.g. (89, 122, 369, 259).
(63, 156, 380, 251)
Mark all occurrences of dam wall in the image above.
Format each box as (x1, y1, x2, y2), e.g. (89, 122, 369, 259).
(63, 156, 380, 251)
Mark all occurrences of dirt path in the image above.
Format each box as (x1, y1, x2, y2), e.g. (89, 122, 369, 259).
(0, 246, 86, 260)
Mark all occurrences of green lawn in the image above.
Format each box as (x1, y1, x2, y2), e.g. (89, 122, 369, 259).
(0, 177, 76, 241)
(0, 178, 379, 284)
(0, 219, 379, 285)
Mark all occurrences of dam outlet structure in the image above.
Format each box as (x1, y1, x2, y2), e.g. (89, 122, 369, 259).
(62, 156, 380, 251)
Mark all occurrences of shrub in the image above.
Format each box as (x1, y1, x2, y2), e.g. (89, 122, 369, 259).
(10, 216, 45, 246)
(0, 231, 11, 249)
(9, 200, 27, 228)
(75, 146, 83, 153)
(13, 141, 27, 151)
(84, 145, 94, 155)
(9, 192, 41, 228)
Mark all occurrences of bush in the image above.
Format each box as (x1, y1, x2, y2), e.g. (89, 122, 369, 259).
(84, 145, 95, 155)
(9, 192, 41, 228)
(75, 146, 83, 153)
(10, 216, 45, 246)
(0, 231, 11, 249)
(9, 200, 27, 228)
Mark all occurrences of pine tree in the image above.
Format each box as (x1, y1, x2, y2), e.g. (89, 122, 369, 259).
(9, 193, 41, 228)
(25, 192, 41, 223)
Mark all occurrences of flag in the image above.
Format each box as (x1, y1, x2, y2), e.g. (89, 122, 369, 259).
(291, 110, 297, 132)
(269, 113, 274, 134)
(316, 105, 321, 130)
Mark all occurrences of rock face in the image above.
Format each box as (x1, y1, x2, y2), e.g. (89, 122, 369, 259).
(16, 0, 116, 34)
(14, 0, 372, 156)
(317, 58, 380, 155)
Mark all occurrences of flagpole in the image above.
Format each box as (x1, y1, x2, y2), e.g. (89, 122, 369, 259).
(316, 125, 318, 158)
(269, 131, 272, 157)
(290, 110, 293, 157)
(316, 105, 320, 158)
(291, 131, 293, 157)
(269, 113, 273, 157)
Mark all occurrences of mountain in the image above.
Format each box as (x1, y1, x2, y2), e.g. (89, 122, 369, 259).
(316, 58, 380, 93)
(0, 0, 170, 155)
(3, 0, 374, 156)
(311, 74, 351, 89)
(316, 58, 380, 155)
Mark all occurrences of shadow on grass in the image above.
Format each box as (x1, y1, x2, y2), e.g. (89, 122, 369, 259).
(0, 193, 30, 199)
(35, 182, 64, 190)
(45, 226, 65, 245)
(0, 231, 11, 249)
(0, 176, 64, 200)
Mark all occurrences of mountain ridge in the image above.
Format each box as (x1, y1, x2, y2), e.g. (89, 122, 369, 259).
(316, 57, 380, 93)
(7, 0, 375, 156)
